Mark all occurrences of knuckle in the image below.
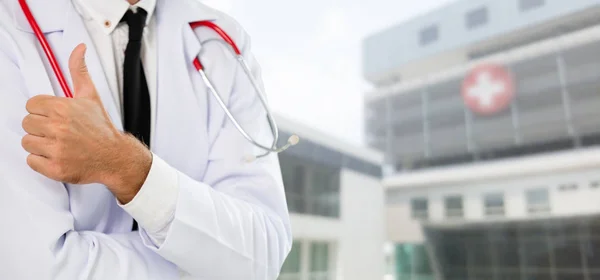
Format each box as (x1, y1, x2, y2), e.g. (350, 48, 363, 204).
(25, 99, 33, 113)
(26, 154, 43, 175)
(52, 122, 70, 139)
(25, 96, 39, 113)
(26, 95, 51, 113)
(52, 161, 67, 179)
(52, 101, 70, 116)
(52, 161, 78, 183)
(81, 84, 94, 94)
(25, 154, 34, 167)
(22, 115, 42, 135)
(21, 135, 31, 149)
(21, 115, 30, 130)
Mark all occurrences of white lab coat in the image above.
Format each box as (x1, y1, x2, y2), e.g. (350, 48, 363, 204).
(0, 0, 292, 279)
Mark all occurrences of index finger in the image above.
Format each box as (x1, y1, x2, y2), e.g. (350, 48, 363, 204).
(26, 95, 59, 117)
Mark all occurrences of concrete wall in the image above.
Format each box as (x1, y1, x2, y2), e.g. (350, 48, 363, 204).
(290, 214, 342, 241)
(338, 170, 386, 280)
(386, 205, 424, 243)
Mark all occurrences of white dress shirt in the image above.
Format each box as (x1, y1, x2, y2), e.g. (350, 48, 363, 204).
(73, 0, 177, 245)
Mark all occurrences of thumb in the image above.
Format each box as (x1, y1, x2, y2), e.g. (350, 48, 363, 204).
(68, 43, 98, 100)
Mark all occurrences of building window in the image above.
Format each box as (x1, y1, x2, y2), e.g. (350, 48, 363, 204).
(519, 0, 545, 12)
(394, 244, 434, 280)
(465, 7, 488, 29)
(419, 25, 438, 46)
(310, 167, 340, 218)
(310, 242, 331, 280)
(279, 241, 302, 280)
(411, 198, 429, 220)
(484, 192, 504, 216)
(279, 241, 334, 280)
(444, 195, 464, 218)
(526, 188, 550, 214)
(280, 157, 307, 214)
(279, 154, 341, 218)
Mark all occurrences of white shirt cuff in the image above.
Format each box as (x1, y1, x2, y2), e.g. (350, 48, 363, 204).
(119, 153, 179, 246)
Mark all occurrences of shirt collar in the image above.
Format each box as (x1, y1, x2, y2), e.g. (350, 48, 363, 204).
(73, 0, 157, 34)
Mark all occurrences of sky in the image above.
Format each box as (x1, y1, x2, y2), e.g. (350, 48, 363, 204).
(202, 0, 457, 146)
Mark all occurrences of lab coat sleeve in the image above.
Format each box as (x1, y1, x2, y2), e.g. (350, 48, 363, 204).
(133, 16, 293, 280)
(0, 49, 179, 279)
(120, 154, 178, 245)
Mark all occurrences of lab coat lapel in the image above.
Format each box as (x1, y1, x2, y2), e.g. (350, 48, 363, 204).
(58, 1, 124, 131)
(12, 0, 67, 34)
(11, 0, 131, 232)
(11, 0, 69, 97)
(153, 0, 217, 179)
(12, 0, 122, 130)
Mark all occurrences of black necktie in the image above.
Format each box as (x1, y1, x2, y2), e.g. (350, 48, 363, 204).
(121, 9, 150, 231)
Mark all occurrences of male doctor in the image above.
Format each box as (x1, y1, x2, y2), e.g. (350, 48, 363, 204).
(0, 0, 291, 279)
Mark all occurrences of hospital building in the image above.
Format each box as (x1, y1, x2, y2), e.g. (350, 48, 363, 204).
(274, 116, 386, 280)
(363, 0, 600, 280)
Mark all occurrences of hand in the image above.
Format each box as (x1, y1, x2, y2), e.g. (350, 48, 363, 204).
(21, 43, 151, 203)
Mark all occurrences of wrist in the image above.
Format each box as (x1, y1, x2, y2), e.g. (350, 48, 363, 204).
(102, 133, 153, 204)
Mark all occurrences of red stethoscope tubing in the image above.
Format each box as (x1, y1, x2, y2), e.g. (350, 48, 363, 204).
(190, 21, 242, 71)
(17, 0, 242, 98)
(18, 0, 74, 98)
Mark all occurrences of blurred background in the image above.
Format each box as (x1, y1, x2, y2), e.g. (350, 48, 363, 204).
(204, 0, 600, 279)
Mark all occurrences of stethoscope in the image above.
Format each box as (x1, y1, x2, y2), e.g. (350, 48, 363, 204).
(18, 0, 299, 162)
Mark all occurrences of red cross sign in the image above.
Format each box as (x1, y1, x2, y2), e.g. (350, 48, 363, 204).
(461, 64, 515, 115)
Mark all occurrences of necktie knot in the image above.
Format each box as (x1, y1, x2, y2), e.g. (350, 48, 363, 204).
(121, 8, 147, 41)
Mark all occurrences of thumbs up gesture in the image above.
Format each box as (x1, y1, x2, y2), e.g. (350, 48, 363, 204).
(21, 44, 151, 203)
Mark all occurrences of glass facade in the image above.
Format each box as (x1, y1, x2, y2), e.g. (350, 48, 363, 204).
(424, 215, 600, 280)
(394, 244, 434, 280)
(279, 241, 333, 280)
(280, 241, 303, 280)
(365, 40, 600, 171)
(279, 153, 340, 218)
(309, 242, 330, 280)
(278, 131, 382, 178)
